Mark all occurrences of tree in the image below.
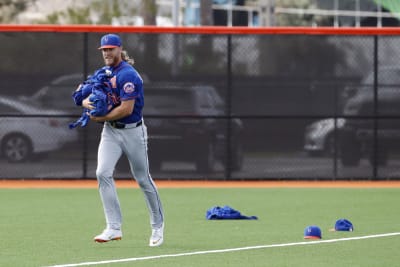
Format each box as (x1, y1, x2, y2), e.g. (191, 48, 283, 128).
(0, 0, 35, 23)
(37, 0, 136, 25)
(139, 0, 158, 78)
(44, 7, 92, 24)
(141, 0, 157, 25)
(200, 0, 213, 25)
(275, 0, 332, 26)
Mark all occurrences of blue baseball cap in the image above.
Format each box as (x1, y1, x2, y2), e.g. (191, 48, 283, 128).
(98, 34, 122, 49)
(334, 219, 354, 231)
(304, 225, 322, 239)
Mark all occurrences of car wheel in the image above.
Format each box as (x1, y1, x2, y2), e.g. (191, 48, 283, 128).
(307, 150, 323, 157)
(1, 133, 33, 163)
(368, 148, 388, 167)
(196, 141, 216, 173)
(231, 143, 243, 171)
(324, 133, 336, 157)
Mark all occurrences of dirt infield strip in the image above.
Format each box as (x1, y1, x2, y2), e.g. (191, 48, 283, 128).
(1, 180, 400, 188)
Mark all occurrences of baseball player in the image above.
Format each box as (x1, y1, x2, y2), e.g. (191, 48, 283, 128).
(81, 33, 164, 247)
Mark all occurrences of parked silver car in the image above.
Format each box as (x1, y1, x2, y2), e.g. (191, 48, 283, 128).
(0, 96, 78, 162)
(304, 118, 345, 157)
(339, 65, 400, 166)
(144, 84, 244, 172)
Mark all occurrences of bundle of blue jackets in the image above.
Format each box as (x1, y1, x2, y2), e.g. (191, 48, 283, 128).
(69, 67, 114, 129)
(206, 206, 258, 220)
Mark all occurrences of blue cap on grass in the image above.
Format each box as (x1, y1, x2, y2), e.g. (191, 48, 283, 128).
(304, 225, 322, 239)
(334, 219, 354, 231)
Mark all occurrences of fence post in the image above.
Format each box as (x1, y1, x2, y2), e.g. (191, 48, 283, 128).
(226, 34, 232, 180)
(373, 35, 379, 180)
(82, 32, 89, 179)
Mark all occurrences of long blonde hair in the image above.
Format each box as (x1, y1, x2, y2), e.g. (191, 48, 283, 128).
(122, 50, 135, 65)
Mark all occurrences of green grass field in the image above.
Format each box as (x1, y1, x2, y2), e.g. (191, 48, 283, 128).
(1, 187, 400, 267)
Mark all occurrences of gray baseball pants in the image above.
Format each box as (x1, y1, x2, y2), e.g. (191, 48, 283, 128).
(96, 121, 164, 230)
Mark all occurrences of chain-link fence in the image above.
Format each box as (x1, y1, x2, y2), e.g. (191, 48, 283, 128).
(0, 28, 399, 180)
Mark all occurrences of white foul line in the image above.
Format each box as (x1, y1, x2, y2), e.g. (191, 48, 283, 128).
(44, 232, 400, 267)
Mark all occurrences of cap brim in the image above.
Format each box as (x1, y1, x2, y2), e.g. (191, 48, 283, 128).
(304, 236, 321, 239)
(98, 45, 120, 49)
(335, 228, 353, 232)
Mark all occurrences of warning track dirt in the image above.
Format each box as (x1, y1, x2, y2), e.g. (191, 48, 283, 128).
(1, 180, 399, 189)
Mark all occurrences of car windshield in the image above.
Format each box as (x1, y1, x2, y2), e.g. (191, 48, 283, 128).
(145, 86, 224, 116)
(364, 68, 400, 85)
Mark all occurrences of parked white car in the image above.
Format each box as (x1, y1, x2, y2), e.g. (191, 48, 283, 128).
(304, 118, 345, 157)
(24, 73, 82, 113)
(0, 96, 78, 162)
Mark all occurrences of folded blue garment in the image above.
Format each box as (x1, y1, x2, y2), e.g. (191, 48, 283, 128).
(68, 110, 89, 129)
(206, 206, 258, 220)
(69, 67, 114, 129)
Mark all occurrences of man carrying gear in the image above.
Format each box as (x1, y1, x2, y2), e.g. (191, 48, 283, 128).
(74, 33, 165, 247)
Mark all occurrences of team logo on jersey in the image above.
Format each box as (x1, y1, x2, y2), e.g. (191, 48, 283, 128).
(123, 82, 135, 93)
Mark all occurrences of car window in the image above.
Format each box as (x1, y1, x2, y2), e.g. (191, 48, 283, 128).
(192, 86, 225, 110)
(195, 89, 225, 116)
(32, 86, 76, 110)
(0, 102, 22, 114)
(31, 75, 82, 111)
(364, 68, 400, 85)
(145, 86, 225, 116)
(146, 90, 195, 115)
(52, 74, 82, 86)
(378, 90, 400, 115)
(197, 91, 212, 109)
